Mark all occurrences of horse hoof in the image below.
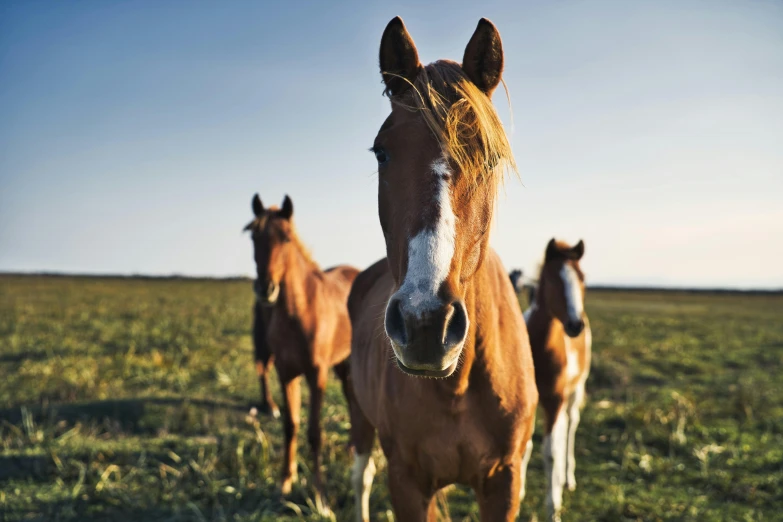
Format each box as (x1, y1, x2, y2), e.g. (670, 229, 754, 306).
(256, 403, 281, 418)
(566, 477, 576, 491)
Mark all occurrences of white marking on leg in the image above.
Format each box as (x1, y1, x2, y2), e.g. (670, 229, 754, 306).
(544, 410, 568, 522)
(566, 381, 585, 491)
(560, 264, 583, 325)
(519, 438, 534, 501)
(351, 452, 376, 522)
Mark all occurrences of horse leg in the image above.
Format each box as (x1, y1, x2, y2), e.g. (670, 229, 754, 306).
(519, 436, 534, 502)
(475, 461, 522, 522)
(349, 378, 377, 522)
(386, 459, 436, 522)
(566, 380, 586, 491)
(542, 397, 567, 522)
(306, 368, 329, 515)
(333, 359, 353, 408)
(253, 306, 279, 417)
(279, 374, 301, 495)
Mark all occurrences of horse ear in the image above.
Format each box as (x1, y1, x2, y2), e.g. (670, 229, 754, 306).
(571, 240, 585, 260)
(545, 238, 559, 263)
(379, 17, 422, 97)
(252, 193, 264, 217)
(280, 195, 293, 220)
(462, 18, 504, 96)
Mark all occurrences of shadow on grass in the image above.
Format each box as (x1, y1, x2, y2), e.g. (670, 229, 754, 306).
(0, 351, 54, 364)
(1, 501, 190, 522)
(0, 396, 253, 434)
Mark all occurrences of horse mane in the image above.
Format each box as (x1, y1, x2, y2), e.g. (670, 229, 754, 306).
(389, 60, 517, 191)
(287, 224, 319, 271)
(244, 210, 320, 272)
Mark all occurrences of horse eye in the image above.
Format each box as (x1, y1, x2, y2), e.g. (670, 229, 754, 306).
(373, 147, 389, 166)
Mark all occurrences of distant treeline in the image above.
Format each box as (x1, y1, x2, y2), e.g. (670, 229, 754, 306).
(1, 272, 781, 295)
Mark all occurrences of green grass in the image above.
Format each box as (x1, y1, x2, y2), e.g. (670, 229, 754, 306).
(1, 275, 781, 521)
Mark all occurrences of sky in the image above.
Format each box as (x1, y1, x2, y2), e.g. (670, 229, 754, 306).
(1, 0, 782, 288)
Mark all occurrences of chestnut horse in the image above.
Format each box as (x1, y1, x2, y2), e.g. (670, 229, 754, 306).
(244, 193, 359, 511)
(347, 18, 538, 522)
(524, 239, 591, 522)
(245, 195, 279, 419)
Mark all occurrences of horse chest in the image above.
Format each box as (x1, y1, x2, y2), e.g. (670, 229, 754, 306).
(379, 392, 519, 483)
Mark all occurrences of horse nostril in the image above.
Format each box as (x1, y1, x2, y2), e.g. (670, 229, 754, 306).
(384, 297, 408, 347)
(442, 300, 468, 349)
(566, 319, 585, 336)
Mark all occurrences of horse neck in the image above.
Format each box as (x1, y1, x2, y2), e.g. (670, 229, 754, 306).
(278, 243, 321, 320)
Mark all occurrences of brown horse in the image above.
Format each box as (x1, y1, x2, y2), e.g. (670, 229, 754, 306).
(524, 239, 591, 522)
(347, 18, 538, 522)
(244, 193, 359, 512)
(245, 194, 279, 419)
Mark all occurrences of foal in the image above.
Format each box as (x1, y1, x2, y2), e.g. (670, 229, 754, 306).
(244, 193, 359, 511)
(524, 239, 591, 522)
(348, 18, 538, 522)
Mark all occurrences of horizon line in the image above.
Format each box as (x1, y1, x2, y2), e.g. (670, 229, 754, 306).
(2, 270, 781, 294)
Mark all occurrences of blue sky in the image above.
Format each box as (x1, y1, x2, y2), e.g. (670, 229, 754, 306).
(1, 0, 781, 288)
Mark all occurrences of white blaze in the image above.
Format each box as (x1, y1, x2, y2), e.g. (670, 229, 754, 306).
(560, 264, 583, 323)
(395, 158, 456, 316)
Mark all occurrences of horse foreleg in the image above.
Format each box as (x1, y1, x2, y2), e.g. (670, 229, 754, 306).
(566, 381, 586, 491)
(306, 368, 329, 514)
(543, 402, 568, 522)
(476, 461, 522, 522)
(253, 310, 279, 417)
(348, 372, 377, 522)
(280, 375, 301, 495)
(386, 459, 437, 522)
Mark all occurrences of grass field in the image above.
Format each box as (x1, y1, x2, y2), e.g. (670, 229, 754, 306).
(1, 275, 781, 521)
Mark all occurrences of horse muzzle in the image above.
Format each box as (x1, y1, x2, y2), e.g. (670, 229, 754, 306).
(384, 296, 468, 378)
(254, 279, 280, 306)
(564, 317, 585, 338)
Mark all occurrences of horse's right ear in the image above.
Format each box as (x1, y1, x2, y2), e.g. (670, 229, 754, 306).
(462, 18, 504, 96)
(545, 238, 560, 263)
(252, 193, 264, 217)
(280, 195, 294, 220)
(379, 16, 422, 97)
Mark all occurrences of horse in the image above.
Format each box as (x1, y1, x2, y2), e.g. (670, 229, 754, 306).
(523, 239, 591, 522)
(510, 268, 537, 306)
(509, 269, 525, 293)
(245, 195, 280, 419)
(244, 193, 359, 512)
(347, 17, 538, 522)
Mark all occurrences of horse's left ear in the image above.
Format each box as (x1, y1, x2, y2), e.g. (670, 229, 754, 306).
(545, 238, 559, 263)
(572, 240, 585, 260)
(379, 17, 422, 97)
(462, 18, 504, 96)
(252, 193, 264, 217)
(280, 195, 293, 220)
